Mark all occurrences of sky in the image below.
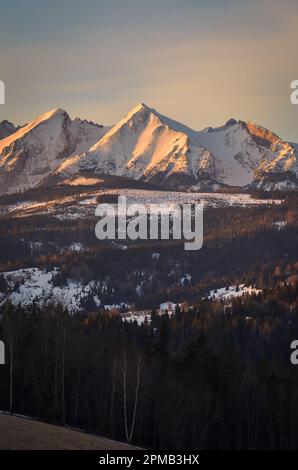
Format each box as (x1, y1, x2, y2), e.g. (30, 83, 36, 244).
(0, 0, 297, 141)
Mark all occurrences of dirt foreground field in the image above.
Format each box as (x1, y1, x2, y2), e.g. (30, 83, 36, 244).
(0, 413, 139, 450)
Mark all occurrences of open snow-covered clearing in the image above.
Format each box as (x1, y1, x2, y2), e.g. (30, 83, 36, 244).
(122, 313, 151, 326)
(208, 284, 261, 301)
(1, 190, 281, 221)
(93, 189, 281, 208)
(0, 268, 106, 313)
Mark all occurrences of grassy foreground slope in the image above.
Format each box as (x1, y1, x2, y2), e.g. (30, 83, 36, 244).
(0, 413, 139, 450)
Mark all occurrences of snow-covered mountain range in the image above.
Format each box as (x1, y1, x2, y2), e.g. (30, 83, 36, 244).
(0, 103, 297, 194)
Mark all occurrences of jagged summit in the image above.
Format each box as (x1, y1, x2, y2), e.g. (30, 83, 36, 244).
(39, 107, 67, 119)
(246, 121, 280, 146)
(0, 120, 18, 140)
(0, 119, 17, 127)
(225, 118, 238, 127)
(121, 102, 151, 120)
(133, 101, 150, 111)
(0, 108, 68, 153)
(0, 107, 109, 194)
(24, 107, 69, 133)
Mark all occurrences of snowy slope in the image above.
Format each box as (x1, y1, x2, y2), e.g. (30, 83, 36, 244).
(0, 267, 104, 313)
(207, 284, 261, 301)
(195, 120, 298, 188)
(246, 122, 298, 190)
(52, 103, 214, 189)
(0, 109, 109, 194)
(195, 120, 266, 186)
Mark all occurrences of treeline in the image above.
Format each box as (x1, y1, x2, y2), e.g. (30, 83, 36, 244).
(1, 281, 298, 449)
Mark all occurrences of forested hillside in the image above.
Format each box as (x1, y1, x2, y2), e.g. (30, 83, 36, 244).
(1, 281, 298, 449)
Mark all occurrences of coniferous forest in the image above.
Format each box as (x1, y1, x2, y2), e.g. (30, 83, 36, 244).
(1, 282, 298, 449)
(0, 190, 297, 449)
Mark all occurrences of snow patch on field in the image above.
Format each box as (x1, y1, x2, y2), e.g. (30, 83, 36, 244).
(69, 242, 84, 252)
(208, 284, 261, 301)
(0, 268, 103, 313)
(122, 313, 151, 326)
(1, 189, 281, 221)
(94, 189, 281, 209)
(273, 221, 287, 230)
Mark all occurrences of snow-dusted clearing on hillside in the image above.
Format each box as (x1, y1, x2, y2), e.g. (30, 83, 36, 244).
(121, 312, 152, 326)
(208, 284, 261, 301)
(0, 268, 106, 313)
(1, 189, 281, 221)
(94, 189, 281, 208)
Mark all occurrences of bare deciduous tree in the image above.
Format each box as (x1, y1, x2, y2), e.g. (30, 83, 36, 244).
(122, 351, 142, 444)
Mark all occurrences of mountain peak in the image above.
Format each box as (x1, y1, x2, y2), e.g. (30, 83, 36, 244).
(102, 102, 152, 138)
(133, 102, 149, 111)
(0, 108, 69, 152)
(225, 118, 238, 127)
(0, 120, 18, 140)
(125, 102, 151, 119)
(37, 107, 68, 122)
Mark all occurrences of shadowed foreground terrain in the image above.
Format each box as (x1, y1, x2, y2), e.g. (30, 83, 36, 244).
(0, 414, 139, 450)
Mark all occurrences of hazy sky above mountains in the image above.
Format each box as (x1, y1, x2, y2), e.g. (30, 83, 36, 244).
(0, 0, 297, 141)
